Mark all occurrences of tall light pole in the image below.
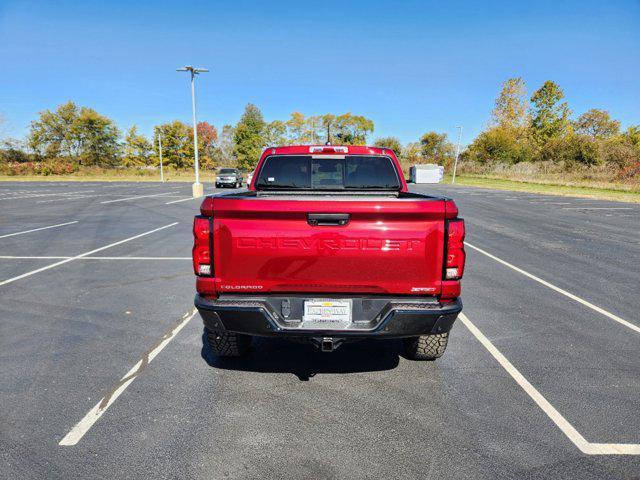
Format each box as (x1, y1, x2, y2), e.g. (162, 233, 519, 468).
(452, 125, 463, 184)
(158, 131, 164, 183)
(177, 65, 209, 198)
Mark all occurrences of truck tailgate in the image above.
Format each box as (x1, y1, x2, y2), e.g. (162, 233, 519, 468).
(212, 195, 446, 295)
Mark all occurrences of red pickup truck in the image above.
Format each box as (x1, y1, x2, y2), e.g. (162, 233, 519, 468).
(193, 145, 465, 360)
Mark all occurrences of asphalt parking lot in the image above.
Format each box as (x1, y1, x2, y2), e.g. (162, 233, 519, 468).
(1, 181, 639, 479)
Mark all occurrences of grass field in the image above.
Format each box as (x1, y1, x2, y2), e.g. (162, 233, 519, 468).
(449, 174, 640, 203)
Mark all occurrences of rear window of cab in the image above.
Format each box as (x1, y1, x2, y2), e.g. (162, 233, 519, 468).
(255, 155, 401, 190)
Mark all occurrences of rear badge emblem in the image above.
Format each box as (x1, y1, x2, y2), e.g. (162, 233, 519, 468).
(281, 299, 291, 318)
(411, 287, 436, 293)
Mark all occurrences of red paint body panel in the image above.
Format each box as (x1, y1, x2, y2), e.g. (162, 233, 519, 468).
(211, 196, 446, 295)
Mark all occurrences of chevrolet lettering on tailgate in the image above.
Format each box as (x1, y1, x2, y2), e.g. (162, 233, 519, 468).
(235, 237, 424, 252)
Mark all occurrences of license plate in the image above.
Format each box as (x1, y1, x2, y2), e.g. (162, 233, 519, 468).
(302, 299, 352, 329)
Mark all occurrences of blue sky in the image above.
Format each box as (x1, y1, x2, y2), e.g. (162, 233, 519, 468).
(0, 0, 638, 145)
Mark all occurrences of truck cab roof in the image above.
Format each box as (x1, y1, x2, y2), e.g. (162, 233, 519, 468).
(251, 145, 408, 192)
(263, 145, 395, 157)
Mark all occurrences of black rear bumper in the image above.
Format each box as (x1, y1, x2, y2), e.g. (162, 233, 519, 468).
(195, 294, 462, 339)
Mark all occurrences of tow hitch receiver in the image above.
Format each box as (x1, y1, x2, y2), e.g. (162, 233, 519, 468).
(311, 337, 343, 352)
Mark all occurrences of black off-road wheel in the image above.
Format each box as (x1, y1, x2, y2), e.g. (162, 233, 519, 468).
(403, 332, 449, 360)
(206, 329, 251, 357)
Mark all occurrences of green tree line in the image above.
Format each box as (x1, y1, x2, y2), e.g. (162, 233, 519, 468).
(463, 78, 640, 169)
(0, 101, 376, 173)
(1, 83, 638, 176)
(374, 79, 639, 175)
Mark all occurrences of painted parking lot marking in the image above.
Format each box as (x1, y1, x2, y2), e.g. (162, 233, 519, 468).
(165, 197, 198, 204)
(59, 308, 198, 446)
(0, 221, 78, 239)
(561, 207, 634, 211)
(100, 193, 174, 204)
(0, 190, 51, 196)
(460, 313, 640, 455)
(0, 190, 94, 201)
(465, 242, 640, 334)
(81, 256, 191, 260)
(0, 255, 190, 260)
(36, 194, 186, 204)
(527, 201, 573, 205)
(36, 195, 96, 203)
(0, 223, 178, 287)
(0, 256, 71, 259)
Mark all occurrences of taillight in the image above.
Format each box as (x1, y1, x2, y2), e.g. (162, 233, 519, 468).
(445, 219, 465, 280)
(193, 216, 212, 276)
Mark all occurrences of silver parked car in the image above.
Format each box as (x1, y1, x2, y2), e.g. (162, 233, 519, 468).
(215, 168, 243, 188)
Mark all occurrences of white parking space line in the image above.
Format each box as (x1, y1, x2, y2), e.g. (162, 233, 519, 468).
(460, 313, 640, 455)
(36, 192, 181, 203)
(0, 256, 70, 259)
(100, 193, 174, 204)
(165, 197, 197, 205)
(79, 256, 190, 260)
(59, 308, 197, 446)
(0, 190, 94, 201)
(0, 189, 43, 193)
(0, 221, 78, 239)
(465, 242, 640, 335)
(36, 195, 95, 204)
(561, 207, 633, 211)
(0, 255, 190, 260)
(0, 223, 178, 287)
(35, 194, 185, 204)
(527, 197, 571, 205)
